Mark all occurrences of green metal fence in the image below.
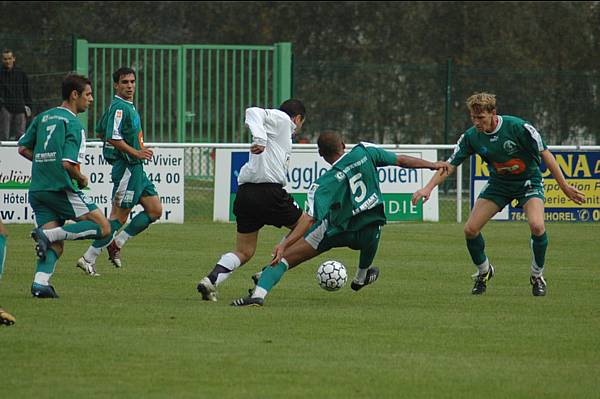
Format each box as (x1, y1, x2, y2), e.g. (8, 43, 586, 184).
(73, 39, 292, 144)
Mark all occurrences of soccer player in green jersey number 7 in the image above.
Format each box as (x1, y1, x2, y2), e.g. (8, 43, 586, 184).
(231, 131, 449, 306)
(412, 92, 585, 297)
(18, 74, 111, 298)
(77, 67, 162, 273)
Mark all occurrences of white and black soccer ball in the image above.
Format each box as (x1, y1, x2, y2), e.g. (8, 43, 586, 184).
(316, 260, 348, 291)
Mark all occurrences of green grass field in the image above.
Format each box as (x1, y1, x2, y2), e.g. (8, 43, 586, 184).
(1, 221, 598, 398)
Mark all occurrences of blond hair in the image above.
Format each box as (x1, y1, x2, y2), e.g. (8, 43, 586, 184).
(466, 92, 496, 113)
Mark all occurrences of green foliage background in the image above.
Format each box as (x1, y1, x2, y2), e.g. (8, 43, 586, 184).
(1, 1, 599, 145)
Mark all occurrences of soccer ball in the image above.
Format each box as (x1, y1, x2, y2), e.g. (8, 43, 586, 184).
(316, 260, 348, 291)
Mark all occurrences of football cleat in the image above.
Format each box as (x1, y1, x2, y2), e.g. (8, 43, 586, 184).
(471, 264, 495, 295)
(530, 275, 547, 296)
(31, 227, 51, 260)
(107, 241, 122, 268)
(0, 307, 16, 326)
(31, 282, 59, 299)
(76, 257, 100, 277)
(350, 267, 380, 291)
(230, 296, 264, 307)
(197, 277, 218, 302)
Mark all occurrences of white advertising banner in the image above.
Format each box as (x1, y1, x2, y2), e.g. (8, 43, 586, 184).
(0, 146, 184, 224)
(214, 147, 440, 222)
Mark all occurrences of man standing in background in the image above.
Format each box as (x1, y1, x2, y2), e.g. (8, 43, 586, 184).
(0, 48, 32, 140)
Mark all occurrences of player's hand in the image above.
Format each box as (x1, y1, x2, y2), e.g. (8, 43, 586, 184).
(137, 147, 154, 160)
(431, 161, 451, 175)
(564, 185, 586, 205)
(270, 244, 285, 266)
(24, 105, 32, 118)
(411, 188, 431, 206)
(78, 175, 89, 189)
(250, 144, 265, 154)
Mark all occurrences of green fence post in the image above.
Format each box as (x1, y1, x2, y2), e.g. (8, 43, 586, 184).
(73, 36, 89, 131)
(177, 46, 185, 142)
(274, 42, 292, 105)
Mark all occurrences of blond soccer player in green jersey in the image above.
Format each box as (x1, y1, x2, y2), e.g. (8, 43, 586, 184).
(18, 74, 111, 298)
(412, 92, 585, 297)
(231, 131, 449, 306)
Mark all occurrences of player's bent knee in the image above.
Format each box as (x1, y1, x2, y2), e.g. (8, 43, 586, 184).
(530, 223, 545, 236)
(463, 224, 480, 238)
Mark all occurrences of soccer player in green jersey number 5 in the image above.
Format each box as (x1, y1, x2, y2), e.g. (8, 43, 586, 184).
(18, 74, 111, 298)
(231, 131, 449, 306)
(78, 67, 162, 273)
(412, 92, 585, 296)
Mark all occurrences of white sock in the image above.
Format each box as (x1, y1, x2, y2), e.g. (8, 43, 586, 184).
(531, 262, 544, 277)
(217, 252, 242, 271)
(252, 286, 268, 299)
(114, 231, 132, 249)
(213, 253, 242, 286)
(354, 267, 368, 283)
(476, 258, 490, 274)
(83, 246, 103, 263)
(44, 227, 97, 242)
(34, 272, 51, 286)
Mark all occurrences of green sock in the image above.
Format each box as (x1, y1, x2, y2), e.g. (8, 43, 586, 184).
(36, 248, 59, 275)
(531, 232, 548, 270)
(124, 212, 154, 236)
(466, 233, 487, 266)
(0, 234, 6, 277)
(60, 221, 103, 240)
(256, 261, 289, 292)
(92, 219, 122, 249)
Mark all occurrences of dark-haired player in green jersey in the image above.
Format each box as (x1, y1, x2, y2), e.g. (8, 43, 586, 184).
(77, 67, 162, 273)
(412, 92, 585, 297)
(18, 74, 111, 298)
(0, 219, 16, 325)
(231, 131, 449, 306)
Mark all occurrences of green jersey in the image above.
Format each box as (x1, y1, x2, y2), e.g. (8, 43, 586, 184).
(307, 143, 397, 236)
(18, 106, 85, 192)
(97, 95, 145, 165)
(448, 115, 548, 183)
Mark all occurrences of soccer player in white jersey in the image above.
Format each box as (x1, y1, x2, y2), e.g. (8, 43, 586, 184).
(197, 99, 310, 301)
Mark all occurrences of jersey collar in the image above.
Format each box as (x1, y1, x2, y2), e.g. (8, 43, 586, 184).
(484, 115, 503, 135)
(115, 95, 134, 104)
(57, 106, 76, 117)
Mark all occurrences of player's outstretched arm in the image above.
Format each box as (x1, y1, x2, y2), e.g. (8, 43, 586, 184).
(411, 164, 456, 205)
(541, 150, 585, 205)
(271, 213, 314, 266)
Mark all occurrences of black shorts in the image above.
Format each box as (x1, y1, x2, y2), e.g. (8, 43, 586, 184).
(233, 183, 302, 234)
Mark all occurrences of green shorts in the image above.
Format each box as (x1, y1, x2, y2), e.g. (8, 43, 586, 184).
(305, 221, 382, 268)
(29, 190, 98, 227)
(479, 179, 545, 209)
(111, 162, 158, 209)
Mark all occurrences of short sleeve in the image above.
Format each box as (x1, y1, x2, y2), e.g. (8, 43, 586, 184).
(447, 133, 472, 166)
(18, 115, 39, 149)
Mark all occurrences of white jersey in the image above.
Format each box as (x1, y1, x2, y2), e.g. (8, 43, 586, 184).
(237, 107, 296, 186)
